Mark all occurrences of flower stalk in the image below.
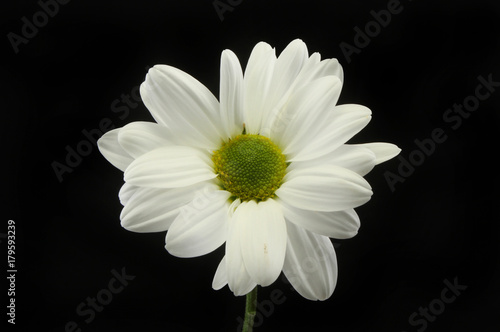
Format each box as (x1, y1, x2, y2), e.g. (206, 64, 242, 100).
(242, 286, 258, 332)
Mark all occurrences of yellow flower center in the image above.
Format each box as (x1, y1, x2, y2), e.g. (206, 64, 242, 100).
(212, 134, 287, 201)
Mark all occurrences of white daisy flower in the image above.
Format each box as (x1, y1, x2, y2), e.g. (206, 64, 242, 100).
(98, 39, 400, 301)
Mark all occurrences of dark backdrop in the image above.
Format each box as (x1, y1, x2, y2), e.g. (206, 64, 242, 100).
(3, 0, 500, 331)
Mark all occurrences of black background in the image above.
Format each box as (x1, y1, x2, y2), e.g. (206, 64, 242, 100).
(3, 0, 500, 331)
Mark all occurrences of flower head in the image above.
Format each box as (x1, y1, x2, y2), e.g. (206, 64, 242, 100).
(98, 39, 400, 300)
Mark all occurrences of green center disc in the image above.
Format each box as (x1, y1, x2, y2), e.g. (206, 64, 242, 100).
(212, 134, 287, 201)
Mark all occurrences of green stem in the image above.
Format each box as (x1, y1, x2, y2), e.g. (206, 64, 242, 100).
(242, 286, 258, 332)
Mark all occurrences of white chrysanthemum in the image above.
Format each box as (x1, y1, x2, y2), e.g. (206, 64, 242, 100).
(98, 39, 400, 301)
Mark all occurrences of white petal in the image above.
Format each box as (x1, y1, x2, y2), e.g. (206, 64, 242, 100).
(324, 145, 376, 176)
(243, 42, 276, 134)
(276, 165, 372, 212)
(261, 55, 343, 138)
(281, 200, 360, 239)
(140, 65, 222, 149)
(212, 256, 228, 290)
(239, 200, 287, 287)
(118, 121, 176, 159)
(283, 222, 337, 301)
(97, 128, 134, 171)
(124, 146, 216, 188)
(226, 202, 257, 296)
(305, 52, 321, 68)
(288, 144, 376, 176)
(120, 182, 213, 233)
(295, 58, 344, 90)
(283, 56, 343, 104)
(259, 40, 310, 137)
(285, 104, 372, 162)
(274, 76, 342, 148)
(165, 189, 231, 258)
(350, 142, 401, 164)
(263, 40, 308, 118)
(220, 50, 245, 139)
(118, 182, 138, 206)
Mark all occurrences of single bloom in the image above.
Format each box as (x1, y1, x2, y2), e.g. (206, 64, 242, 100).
(98, 39, 400, 301)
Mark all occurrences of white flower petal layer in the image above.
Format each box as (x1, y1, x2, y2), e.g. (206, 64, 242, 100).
(220, 50, 244, 139)
(243, 42, 276, 134)
(288, 144, 377, 176)
(140, 65, 222, 149)
(283, 222, 337, 301)
(261, 56, 344, 137)
(276, 165, 373, 212)
(350, 142, 401, 165)
(118, 121, 176, 159)
(120, 182, 213, 233)
(226, 202, 257, 295)
(274, 76, 342, 148)
(97, 128, 134, 171)
(118, 182, 138, 206)
(271, 56, 343, 115)
(239, 200, 287, 287)
(212, 256, 228, 290)
(124, 146, 216, 188)
(262, 39, 309, 125)
(285, 104, 372, 162)
(322, 145, 376, 176)
(295, 57, 344, 89)
(281, 201, 360, 239)
(165, 189, 231, 258)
